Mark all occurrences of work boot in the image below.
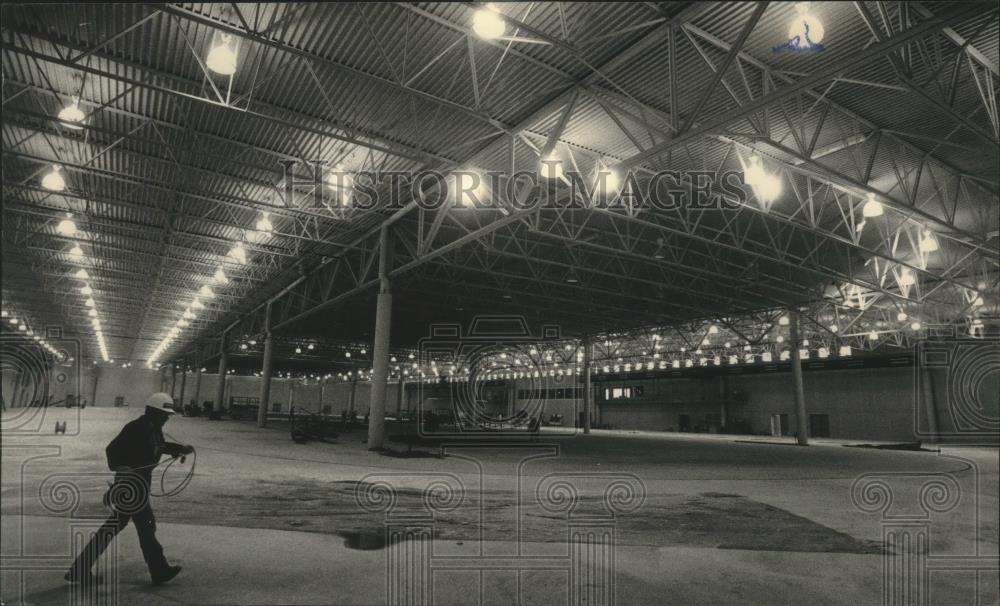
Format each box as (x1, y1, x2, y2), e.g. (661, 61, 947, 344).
(64, 569, 103, 585)
(151, 565, 182, 585)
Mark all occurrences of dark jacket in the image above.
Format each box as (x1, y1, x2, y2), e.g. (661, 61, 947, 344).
(105, 416, 185, 484)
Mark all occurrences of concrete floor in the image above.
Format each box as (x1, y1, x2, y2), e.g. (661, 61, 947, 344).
(2, 407, 997, 605)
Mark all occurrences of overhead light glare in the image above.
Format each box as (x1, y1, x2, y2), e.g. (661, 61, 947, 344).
(919, 230, 938, 253)
(57, 218, 77, 236)
(862, 193, 883, 218)
(42, 165, 66, 191)
(472, 3, 506, 39)
(539, 152, 563, 180)
(228, 243, 247, 264)
(58, 97, 86, 128)
(206, 34, 238, 75)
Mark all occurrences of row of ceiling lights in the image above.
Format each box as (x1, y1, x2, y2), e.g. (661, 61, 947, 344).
(147, 211, 273, 367)
(53, 213, 110, 362)
(1, 308, 62, 357)
(38, 4, 984, 371)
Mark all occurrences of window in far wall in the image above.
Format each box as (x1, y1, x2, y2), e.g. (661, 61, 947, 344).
(607, 387, 633, 400)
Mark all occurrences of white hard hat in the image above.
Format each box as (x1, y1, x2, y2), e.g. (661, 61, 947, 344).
(144, 392, 176, 414)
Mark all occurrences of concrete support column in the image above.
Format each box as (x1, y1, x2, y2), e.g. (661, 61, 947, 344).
(318, 377, 326, 413)
(396, 376, 405, 416)
(582, 337, 593, 434)
(193, 361, 203, 408)
(90, 365, 101, 408)
(170, 365, 178, 399)
(921, 364, 940, 443)
(177, 364, 187, 408)
(258, 303, 274, 428)
(788, 310, 809, 446)
(215, 332, 229, 412)
(349, 379, 358, 414)
(367, 227, 393, 450)
(719, 376, 728, 430)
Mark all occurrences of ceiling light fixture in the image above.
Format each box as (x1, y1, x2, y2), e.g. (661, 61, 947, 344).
(206, 33, 238, 75)
(228, 243, 248, 264)
(57, 216, 77, 236)
(919, 229, 938, 253)
(42, 165, 66, 191)
(788, 2, 825, 48)
(539, 151, 563, 180)
(58, 96, 86, 129)
(472, 3, 506, 39)
(862, 192, 883, 218)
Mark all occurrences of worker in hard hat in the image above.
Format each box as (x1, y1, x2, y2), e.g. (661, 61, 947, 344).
(65, 392, 194, 586)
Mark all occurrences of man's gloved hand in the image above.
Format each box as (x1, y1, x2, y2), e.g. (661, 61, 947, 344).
(181, 444, 194, 455)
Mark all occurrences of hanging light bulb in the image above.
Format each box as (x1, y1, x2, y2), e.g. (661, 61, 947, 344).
(206, 33, 238, 75)
(896, 311, 908, 322)
(295, 346, 302, 354)
(897, 269, 915, 287)
(199, 285, 216, 299)
(862, 193, 883, 218)
(869, 330, 879, 340)
(597, 168, 620, 195)
(228, 243, 247, 264)
(85, 298, 95, 308)
(744, 155, 764, 187)
(213, 267, 228, 284)
(68, 244, 84, 261)
(256, 211, 273, 233)
(919, 229, 938, 253)
(539, 151, 563, 180)
(57, 217, 77, 236)
(910, 321, 922, 331)
(249, 211, 274, 243)
(472, 3, 505, 39)
(779, 315, 790, 326)
(74, 269, 89, 280)
(80, 285, 93, 295)
(42, 165, 66, 191)
(756, 173, 782, 203)
(58, 96, 86, 129)
(788, 2, 825, 48)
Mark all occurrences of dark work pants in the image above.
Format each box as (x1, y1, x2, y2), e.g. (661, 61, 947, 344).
(71, 486, 168, 577)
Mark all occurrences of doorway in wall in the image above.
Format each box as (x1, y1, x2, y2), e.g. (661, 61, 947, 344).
(678, 414, 691, 432)
(809, 414, 831, 438)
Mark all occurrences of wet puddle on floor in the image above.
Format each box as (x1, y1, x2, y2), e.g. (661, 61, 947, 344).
(336, 527, 440, 550)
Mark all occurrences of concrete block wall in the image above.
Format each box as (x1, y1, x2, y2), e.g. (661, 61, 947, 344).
(589, 366, 939, 441)
(6, 362, 992, 444)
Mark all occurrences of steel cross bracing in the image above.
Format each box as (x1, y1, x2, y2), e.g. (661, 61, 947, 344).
(2, 3, 997, 367)
(183, 1, 998, 366)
